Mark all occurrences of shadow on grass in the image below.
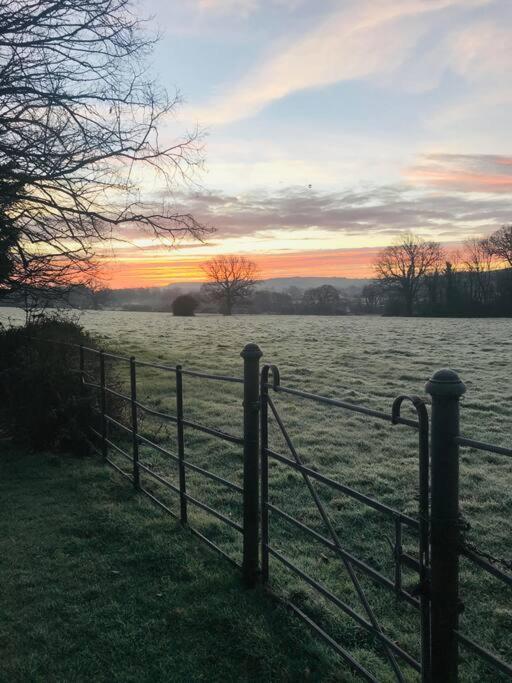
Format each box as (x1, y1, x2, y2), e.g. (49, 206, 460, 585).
(0, 450, 346, 683)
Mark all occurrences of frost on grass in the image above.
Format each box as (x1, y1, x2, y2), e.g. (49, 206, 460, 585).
(1, 308, 510, 681)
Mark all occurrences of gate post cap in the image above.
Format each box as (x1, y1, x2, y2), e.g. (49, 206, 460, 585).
(241, 343, 263, 359)
(425, 368, 466, 397)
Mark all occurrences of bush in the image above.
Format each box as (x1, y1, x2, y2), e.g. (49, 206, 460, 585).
(172, 294, 198, 316)
(0, 314, 107, 455)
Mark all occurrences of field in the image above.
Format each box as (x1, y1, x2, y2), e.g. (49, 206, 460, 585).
(2, 308, 511, 681)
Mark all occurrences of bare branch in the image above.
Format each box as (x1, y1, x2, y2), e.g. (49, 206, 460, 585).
(0, 0, 207, 302)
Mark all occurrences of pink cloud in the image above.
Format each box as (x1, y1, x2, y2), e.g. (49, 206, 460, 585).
(406, 154, 512, 193)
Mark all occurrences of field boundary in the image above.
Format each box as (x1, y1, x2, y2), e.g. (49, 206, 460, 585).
(35, 337, 512, 682)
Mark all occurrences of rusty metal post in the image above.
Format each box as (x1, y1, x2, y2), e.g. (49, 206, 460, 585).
(426, 369, 465, 683)
(241, 343, 262, 588)
(176, 364, 188, 525)
(130, 357, 140, 489)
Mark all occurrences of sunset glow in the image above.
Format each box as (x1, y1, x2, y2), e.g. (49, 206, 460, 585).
(102, 0, 511, 288)
(100, 246, 387, 288)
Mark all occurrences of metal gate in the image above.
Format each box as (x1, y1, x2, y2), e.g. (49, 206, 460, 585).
(39, 337, 512, 682)
(260, 363, 431, 682)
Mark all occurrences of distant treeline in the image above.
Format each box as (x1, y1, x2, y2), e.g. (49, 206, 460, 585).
(3, 226, 512, 318)
(367, 266, 512, 317)
(2, 271, 511, 318)
(371, 228, 512, 317)
(0, 283, 357, 316)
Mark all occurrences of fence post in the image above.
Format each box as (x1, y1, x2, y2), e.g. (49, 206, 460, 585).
(130, 357, 140, 489)
(176, 365, 188, 525)
(241, 343, 262, 588)
(99, 350, 107, 460)
(426, 368, 465, 683)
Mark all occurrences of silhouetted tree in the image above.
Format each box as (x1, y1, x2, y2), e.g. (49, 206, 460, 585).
(462, 238, 495, 307)
(172, 294, 198, 317)
(250, 290, 295, 314)
(443, 261, 460, 314)
(374, 233, 443, 316)
(87, 282, 112, 310)
(0, 0, 205, 302)
(486, 225, 512, 268)
(361, 283, 382, 313)
(201, 256, 258, 315)
(0, 222, 15, 284)
(302, 285, 343, 314)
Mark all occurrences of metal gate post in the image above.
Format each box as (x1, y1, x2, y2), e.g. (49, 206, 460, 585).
(426, 369, 465, 683)
(241, 343, 262, 588)
(260, 368, 269, 585)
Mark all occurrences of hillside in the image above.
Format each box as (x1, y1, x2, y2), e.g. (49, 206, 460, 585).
(160, 276, 371, 295)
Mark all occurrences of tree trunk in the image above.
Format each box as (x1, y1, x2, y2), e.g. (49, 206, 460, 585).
(404, 290, 414, 316)
(224, 295, 232, 316)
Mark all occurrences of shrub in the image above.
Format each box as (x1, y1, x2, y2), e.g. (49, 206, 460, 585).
(172, 294, 199, 316)
(0, 314, 109, 455)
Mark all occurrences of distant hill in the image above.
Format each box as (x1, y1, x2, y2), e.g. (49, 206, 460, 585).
(256, 277, 372, 291)
(89, 276, 373, 313)
(160, 276, 371, 294)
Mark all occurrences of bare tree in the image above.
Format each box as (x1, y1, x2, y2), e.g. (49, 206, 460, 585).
(201, 256, 258, 315)
(485, 225, 512, 268)
(374, 233, 443, 316)
(361, 283, 383, 313)
(0, 0, 207, 302)
(462, 238, 495, 305)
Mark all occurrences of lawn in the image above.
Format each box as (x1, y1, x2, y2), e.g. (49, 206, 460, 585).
(0, 448, 345, 682)
(1, 309, 511, 681)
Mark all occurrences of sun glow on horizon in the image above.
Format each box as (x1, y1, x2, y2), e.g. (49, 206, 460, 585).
(99, 244, 417, 288)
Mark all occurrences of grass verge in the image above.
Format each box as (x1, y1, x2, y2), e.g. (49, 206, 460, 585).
(0, 448, 347, 683)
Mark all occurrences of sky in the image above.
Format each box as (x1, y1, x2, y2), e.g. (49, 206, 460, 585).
(104, 0, 512, 287)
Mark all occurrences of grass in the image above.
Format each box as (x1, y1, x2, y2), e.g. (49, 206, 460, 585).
(1, 309, 511, 681)
(0, 447, 350, 682)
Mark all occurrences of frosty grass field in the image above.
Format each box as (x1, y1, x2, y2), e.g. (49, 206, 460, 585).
(2, 308, 511, 682)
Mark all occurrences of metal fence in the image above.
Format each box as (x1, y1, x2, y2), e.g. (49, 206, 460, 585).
(45, 339, 511, 682)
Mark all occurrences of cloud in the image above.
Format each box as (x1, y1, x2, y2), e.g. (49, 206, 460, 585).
(196, 0, 300, 14)
(124, 183, 509, 244)
(447, 20, 512, 83)
(189, 0, 491, 125)
(406, 154, 512, 193)
(197, 0, 259, 15)
(104, 175, 511, 287)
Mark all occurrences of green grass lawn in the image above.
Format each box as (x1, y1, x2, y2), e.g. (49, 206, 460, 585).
(0, 448, 349, 683)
